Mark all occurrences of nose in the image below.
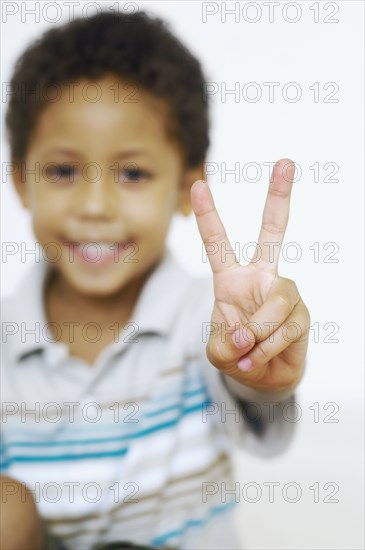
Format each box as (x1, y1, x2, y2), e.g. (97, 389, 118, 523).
(74, 171, 119, 221)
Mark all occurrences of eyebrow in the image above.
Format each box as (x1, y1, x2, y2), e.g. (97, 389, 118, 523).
(115, 150, 149, 159)
(41, 148, 80, 158)
(41, 148, 150, 159)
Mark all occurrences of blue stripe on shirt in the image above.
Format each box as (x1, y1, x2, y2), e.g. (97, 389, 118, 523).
(0, 399, 211, 467)
(151, 499, 237, 546)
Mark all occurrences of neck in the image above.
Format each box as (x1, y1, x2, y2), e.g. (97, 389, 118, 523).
(44, 265, 156, 327)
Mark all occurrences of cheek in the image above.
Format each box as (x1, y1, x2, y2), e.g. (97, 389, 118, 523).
(30, 190, 67, 236)
(124, 186, 178, 233)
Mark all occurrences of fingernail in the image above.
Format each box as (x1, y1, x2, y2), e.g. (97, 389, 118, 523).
(232, 328, 251, 350)
(237, 357, 252, 372)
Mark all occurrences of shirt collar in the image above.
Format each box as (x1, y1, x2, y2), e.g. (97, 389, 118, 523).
(130, 247, 192, 336)
(4, 246, 192, 366)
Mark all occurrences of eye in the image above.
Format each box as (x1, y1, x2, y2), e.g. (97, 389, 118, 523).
(45, 164, 77, 182)
(119, 168, 151, 183)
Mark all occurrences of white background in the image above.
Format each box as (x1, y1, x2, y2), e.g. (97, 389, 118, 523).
(1, 1, 364, 548)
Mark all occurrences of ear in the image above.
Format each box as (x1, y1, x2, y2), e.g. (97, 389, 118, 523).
(11, 159, 30, 209)
(177, 162, 206, 217)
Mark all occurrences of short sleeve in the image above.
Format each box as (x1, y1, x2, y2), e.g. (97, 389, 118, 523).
(201, 360, 298, 458)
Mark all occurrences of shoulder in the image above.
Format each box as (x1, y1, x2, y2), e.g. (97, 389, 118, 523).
(161, 249, 214, 322)
(180, 272, 214, 322)
(1, 261, 50, 369)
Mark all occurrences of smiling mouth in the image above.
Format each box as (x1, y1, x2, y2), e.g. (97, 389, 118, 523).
(62, 239, 137, 266)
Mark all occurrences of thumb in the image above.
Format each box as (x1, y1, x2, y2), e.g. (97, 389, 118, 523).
(206, 323, 257, 372)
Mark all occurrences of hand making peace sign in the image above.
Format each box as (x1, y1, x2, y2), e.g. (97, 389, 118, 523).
(191, 159, 310, 393)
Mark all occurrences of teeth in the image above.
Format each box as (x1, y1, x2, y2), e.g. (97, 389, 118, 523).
(78, 241, 115, 248)
(98, 243, 114, 252)
(76, 242, 118, 253)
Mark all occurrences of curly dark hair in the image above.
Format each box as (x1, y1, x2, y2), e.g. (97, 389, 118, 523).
(5, 10, 210, 169)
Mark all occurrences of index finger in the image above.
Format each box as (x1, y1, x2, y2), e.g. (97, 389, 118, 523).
(191, 180, 238, 274)
(253, 158, 295, 273)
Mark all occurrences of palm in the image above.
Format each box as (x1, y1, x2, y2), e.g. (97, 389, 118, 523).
(213, 264, 273, 322)
(191, 159, 310, 392)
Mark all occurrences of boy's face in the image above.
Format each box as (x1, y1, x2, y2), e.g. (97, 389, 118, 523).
(13, 76, 203, 297)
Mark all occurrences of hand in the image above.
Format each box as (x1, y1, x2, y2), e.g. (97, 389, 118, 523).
(191, 159, 310, 394)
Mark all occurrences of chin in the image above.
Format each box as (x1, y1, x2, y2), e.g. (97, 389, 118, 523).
(76, 283, 126, 299)
(66, 269, 131, 297)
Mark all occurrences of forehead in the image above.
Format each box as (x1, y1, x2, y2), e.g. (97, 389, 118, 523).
(29, 75, 173, 154)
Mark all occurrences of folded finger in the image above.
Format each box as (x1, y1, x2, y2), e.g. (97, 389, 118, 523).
(236, 300, 309, 374)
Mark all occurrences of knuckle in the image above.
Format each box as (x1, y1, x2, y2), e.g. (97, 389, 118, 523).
(254, 344, 270, 363)
(268, 186, 289, 199)
(276, 292, 293, 313)
(206, 338, 228, 368)
(299, 301, 311, 330)
(261, 222, 285, 235)
(281, 277, 298, 294)
(277, 277, 300, 304)
(204, 231, 226, 246)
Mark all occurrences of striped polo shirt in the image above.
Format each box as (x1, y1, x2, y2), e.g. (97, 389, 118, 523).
(1, 247, 296, 549)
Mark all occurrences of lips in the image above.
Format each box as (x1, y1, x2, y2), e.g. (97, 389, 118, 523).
(62, 239, 136, 266)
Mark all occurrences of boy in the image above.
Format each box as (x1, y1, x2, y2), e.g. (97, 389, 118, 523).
(1, 10, 310, 550)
